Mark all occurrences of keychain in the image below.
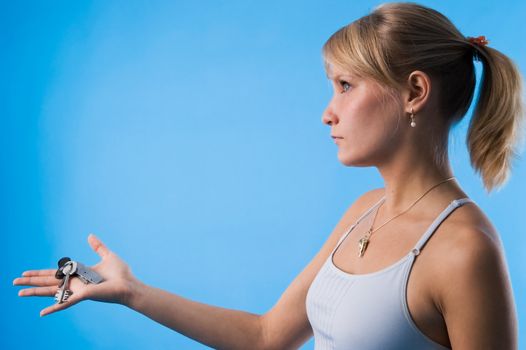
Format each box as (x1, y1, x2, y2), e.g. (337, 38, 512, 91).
(54, 257, 104, 304)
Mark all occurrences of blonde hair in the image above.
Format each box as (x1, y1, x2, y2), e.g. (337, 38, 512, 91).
(322, 1, 525, 193)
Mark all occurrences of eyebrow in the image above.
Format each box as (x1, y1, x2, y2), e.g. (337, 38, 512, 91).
(326, 71, 356, 81)
(328, 75, 354, 84)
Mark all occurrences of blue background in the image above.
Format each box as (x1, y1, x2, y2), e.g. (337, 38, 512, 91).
(3, 1, 525, 349)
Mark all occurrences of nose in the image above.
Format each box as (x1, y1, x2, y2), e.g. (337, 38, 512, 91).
(322, 106, 338, 126)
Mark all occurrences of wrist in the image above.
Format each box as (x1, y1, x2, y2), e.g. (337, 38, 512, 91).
(124, 277, 148, 310)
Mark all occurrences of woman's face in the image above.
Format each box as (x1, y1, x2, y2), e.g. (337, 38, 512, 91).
(322, 67, 405, 167)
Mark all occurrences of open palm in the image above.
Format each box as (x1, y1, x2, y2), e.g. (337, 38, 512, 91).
(13, 234, 137, 317)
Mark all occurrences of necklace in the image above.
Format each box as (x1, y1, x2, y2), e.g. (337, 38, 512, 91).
(357, 176, 456, 258)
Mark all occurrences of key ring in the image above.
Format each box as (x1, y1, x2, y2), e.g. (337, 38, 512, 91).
(54, 257, 104, 304)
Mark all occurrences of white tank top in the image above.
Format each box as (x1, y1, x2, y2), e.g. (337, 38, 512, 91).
(306, 196, 475, 350)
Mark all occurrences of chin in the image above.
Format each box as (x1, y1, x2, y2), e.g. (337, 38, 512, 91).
(337, 152, 373, 167)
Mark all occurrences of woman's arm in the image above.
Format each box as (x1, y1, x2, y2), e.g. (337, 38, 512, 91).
(437, 228, 518, 349)
(14, 234, 266, 350)
(126, 280, 264, 350)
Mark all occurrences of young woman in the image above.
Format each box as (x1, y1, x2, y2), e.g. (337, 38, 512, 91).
(13, 2, 523, 349)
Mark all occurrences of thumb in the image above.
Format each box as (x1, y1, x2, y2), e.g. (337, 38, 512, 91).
(88, 233, 111, 258)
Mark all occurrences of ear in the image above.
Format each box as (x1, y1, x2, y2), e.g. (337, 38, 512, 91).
(402, 70, 432, 114)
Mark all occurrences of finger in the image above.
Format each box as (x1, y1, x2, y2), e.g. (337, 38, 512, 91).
(88, 233, 111, 258)
(13, 276, 60, 287)
(40, 292, 83, 317)
(18, 286, 57, 297)
(21, 269, 56, 277)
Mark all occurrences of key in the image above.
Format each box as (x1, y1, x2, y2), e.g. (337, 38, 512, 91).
(53, 257, 105, 304)
(55, 257, 103, 284)
(55, 262, 74, 304)
(54, 262, 74, 304)
(74, 261, 103, 284)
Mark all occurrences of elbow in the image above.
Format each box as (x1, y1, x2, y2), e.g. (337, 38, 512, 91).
(257, 315, 272, 350)
(257, 315, 306, 350)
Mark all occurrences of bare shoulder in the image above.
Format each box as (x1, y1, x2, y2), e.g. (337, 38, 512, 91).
(338, 187, 386, 232)
(351, 187, 385, 219)
(437, 220, 505, 279)
(429, 203, 518, 348)
(430, 202, 505, 282)
(441, 201, 501, 247)
(362, 187, 386, 204)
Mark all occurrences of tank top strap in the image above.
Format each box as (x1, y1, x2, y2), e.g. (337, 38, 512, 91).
(335, 195, 386, 246)
(411, 197, 476, 255)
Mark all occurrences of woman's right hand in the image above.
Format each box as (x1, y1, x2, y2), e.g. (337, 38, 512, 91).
(13, 233, 139, 317)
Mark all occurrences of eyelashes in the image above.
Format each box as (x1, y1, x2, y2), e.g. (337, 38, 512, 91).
(339, 80, 352, 93)
(327, 78, 353, 94)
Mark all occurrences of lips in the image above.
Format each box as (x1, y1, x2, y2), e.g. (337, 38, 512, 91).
(332, 136, 342, 144)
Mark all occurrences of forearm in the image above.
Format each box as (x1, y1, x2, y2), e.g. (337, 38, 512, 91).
(125, 280, 266, 350)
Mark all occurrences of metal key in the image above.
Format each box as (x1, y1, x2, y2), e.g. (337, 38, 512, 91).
(74, 261, 103, 284)
(53, 257, 104, 304)
(54, 262, 75, 304)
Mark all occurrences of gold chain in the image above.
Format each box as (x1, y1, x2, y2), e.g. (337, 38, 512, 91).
(358, 176, 456, 257)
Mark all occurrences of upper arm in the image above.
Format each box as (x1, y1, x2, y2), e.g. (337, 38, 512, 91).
(438, 229, 518, 349)
(259, 188, 384, 350)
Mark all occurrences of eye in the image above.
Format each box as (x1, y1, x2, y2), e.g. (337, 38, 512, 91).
(339, 80, 352, 93)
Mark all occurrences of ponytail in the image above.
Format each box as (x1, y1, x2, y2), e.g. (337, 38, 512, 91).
(466, 46, 525, 193)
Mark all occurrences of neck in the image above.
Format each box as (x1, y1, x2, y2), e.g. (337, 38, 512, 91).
(376, 144, 464, 217)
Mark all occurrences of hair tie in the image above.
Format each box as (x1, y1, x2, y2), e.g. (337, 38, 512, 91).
(467, 35, 489, 47)
(466, 35, 489, 62)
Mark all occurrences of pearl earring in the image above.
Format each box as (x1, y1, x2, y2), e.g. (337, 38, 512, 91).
(410, 107, 416, 127)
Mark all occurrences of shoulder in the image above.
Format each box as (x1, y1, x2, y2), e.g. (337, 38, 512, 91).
(425, 200, 518, 346)
(431, 203, 506, 290)
(432, 224, 518, 347)
(439, 225, 505, 279)
(356, 187, 385, 209)
(344, 187, 385, 223)
(325, 187, 385, 246)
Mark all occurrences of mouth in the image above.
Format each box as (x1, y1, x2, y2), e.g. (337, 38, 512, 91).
(332, 136, 342, 144)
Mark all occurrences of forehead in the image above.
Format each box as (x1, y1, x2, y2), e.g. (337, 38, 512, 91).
(325, 63, 360, 80)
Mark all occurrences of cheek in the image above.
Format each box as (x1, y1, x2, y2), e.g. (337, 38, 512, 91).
(343, 99, 396, 141)
(338, 99, 402, 162)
